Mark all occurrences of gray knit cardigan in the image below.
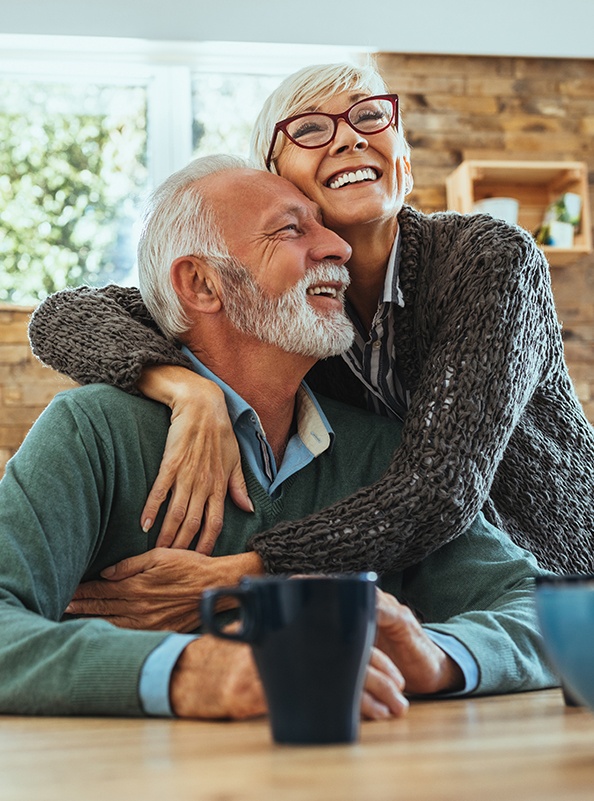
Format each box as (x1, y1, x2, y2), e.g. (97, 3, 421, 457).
(28, 206, 594, 575)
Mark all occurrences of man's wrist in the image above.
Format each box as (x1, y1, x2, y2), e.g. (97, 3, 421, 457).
(424, 629, 477, 695)
(437, 653, 465, 694)
(140, 633, 198, 716)
(168, 636, 265, 720)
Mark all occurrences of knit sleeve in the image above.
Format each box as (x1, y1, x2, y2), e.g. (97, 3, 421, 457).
(249, 221, 556, 574)
(28, 285, 191, 392)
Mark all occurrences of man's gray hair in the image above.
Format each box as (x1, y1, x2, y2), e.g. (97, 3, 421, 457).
(138, 154, 250, 340)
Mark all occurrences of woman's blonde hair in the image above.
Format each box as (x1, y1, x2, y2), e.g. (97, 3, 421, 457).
(250, 61, 410, 174)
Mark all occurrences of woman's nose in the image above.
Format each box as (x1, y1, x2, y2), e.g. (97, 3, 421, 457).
(329, 119, 369, 155)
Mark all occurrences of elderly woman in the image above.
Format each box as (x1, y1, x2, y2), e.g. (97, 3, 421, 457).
(29, 61, 594, 578)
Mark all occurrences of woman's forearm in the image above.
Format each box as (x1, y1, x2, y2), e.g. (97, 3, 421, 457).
(28, 285, 190, 391)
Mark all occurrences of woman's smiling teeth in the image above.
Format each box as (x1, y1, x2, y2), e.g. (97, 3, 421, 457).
(327, 168, 378, 190)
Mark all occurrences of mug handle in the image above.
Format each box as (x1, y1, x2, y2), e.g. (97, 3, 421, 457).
(201, 586, 256, 642)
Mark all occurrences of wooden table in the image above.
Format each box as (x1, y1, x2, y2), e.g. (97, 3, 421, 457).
(2, 689, 594, 801)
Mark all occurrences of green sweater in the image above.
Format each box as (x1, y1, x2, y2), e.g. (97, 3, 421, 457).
(0, 384, 555, 716)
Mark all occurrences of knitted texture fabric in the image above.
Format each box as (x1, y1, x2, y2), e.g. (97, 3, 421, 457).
(29, 283, 192, 393)
(28, 206, 594, 575)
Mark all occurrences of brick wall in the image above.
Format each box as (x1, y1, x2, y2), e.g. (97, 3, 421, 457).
(376, 52, 594, 422)
(0, 304, 75, 477)
(0, 52, 593, 477)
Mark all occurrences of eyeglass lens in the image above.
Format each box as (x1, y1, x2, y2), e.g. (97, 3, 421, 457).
(285, 97, 395, 148)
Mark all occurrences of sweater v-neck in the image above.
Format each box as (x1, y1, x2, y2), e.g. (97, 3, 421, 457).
(242, 459, 298, 517)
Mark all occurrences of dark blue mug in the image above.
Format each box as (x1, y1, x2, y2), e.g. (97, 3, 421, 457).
(201, 573, 377, 744)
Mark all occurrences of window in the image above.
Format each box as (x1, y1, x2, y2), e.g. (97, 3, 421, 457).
(0, 76, 148, 303)
(192, 71, 285, 159)
(0, 36, 369, 304)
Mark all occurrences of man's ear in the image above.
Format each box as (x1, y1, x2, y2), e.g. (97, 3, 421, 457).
(170, 256, 223, 314)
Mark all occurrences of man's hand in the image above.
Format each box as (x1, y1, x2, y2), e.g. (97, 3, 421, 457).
(170, 636, 267, 719)
(374, 589, 464, 695)
(362, 646, 409, 719)
(64, 549, 264, 632)
(172, 638, 407, 721)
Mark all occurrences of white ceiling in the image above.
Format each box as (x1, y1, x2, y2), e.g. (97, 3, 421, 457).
(0, 0, 592, 59)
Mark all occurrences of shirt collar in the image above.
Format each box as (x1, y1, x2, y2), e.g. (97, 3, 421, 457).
(180, 346, 333, 457)
(181, 346, 252, 429)
(381, 228, 404, 307)
(294, 383, 332, 457)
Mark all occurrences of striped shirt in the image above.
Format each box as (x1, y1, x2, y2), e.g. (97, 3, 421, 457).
(342, 231, 410, 423)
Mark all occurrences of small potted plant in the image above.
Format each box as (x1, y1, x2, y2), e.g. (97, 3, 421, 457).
(535, 192, 582, 248)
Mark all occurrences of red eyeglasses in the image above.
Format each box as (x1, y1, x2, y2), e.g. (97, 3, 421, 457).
(265, 94, 399, 170)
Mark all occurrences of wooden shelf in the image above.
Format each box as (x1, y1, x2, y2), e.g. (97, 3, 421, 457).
(445, 160, 592, 266)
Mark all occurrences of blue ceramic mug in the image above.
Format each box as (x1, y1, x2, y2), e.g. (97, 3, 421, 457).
(201, 573, 377, 744)
(535, 574, 594, 708)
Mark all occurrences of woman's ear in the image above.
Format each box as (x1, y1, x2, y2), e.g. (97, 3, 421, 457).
(403, 157, 414, 196)
(170, 256, 223, 315)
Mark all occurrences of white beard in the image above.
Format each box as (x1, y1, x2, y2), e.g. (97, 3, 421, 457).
(219, 260, 354, 360)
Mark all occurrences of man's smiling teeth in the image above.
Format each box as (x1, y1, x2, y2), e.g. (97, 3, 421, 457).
(307, 286, 338, 298)
(328, 168, 378, 190)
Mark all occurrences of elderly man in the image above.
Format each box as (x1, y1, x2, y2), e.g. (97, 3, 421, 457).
(0, 156, 555, 720)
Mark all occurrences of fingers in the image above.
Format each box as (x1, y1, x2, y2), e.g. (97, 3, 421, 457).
(150, 472, 247, 552)
(361, 647, 409, 720)
(195, 497, 225, 556)
(374, 590, 461, 695)
(157, 503, 204, 550)
(153, 470, 252, 553)
(68, 550, 206, 633)
(100, 552, 155, 580)
(227, 462, 254, 514)
(196, 460, 254, 553)
(141, 386, 243, 550)
(64, 597, 200, 632)
(153, 482, 209, 550)
(66, 596, 129, 616)
(141, 473, 171, 536)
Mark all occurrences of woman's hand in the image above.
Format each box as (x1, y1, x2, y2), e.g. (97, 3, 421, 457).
(374, 589, 464, 695)
(137, 366, 254, 553)
(64, 549, 264, 632)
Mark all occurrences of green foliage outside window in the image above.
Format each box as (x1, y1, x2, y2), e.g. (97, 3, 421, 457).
(0, 80, 148, 305)
(192, 72, 284, 158)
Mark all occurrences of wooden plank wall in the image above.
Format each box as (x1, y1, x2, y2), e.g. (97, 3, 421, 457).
(0, 306, 75, 477)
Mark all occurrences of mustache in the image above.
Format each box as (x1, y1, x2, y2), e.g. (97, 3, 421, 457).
(302, 262, 350, 294)
(306, 261, 350, 285)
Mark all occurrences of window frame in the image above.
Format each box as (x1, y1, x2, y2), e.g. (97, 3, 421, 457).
(0, 34, 370, 298)
(0, 34, 369, 187)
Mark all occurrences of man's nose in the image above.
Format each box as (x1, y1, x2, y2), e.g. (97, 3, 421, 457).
(310, 225, 352, 265)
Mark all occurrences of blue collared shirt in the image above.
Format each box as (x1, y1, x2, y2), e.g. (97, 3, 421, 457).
(140, 348, 335, 716)
(181, 347, 335, 498)
(140, 345, 478, 716)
